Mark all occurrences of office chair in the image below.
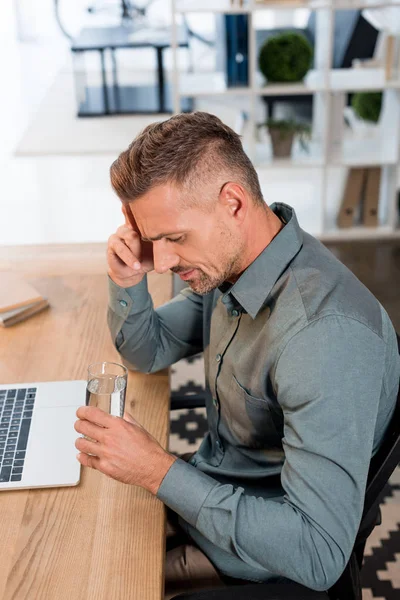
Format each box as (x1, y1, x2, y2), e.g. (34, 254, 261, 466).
(170, 334, 400, 600)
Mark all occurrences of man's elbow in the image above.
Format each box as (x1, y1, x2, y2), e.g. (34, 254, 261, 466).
(298, 545, 347, 592)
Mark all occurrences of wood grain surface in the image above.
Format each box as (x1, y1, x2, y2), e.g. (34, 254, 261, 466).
(0, 243, 172, 600)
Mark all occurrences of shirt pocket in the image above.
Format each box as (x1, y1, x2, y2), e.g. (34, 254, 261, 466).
(225, 375, 283, 449)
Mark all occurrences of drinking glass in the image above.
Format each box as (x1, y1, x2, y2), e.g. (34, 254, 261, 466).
(86, 361, 127, 418)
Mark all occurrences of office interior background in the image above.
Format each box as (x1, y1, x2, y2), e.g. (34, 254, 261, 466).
(1, 1, 399, 598)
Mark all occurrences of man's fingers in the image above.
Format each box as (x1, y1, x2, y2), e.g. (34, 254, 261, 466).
(76, 452, 100, 470)
(121, 205, 132, 229)
(123, 411, 141, 426)
(74, 419, 105, 442)
(124, 204, 140, 234)
(75, 436, 100, 456)
(76, 405, 114, 427)
(108, 235, 137, 269)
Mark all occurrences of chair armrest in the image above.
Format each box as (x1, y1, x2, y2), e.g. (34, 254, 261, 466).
(172, 582, 328, 600)
(170, 394, 206, 410)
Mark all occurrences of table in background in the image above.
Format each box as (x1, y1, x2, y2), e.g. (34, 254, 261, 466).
(0, 243, 172, 600)
(71, 25, 192, 116)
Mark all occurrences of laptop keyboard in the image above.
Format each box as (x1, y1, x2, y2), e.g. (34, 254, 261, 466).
(0, 387, 36, 483)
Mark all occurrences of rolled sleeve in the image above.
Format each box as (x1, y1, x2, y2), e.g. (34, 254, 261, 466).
(157, 458, 218, 527)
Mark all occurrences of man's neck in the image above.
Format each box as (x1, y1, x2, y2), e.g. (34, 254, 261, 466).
(228, 207, 284, 284)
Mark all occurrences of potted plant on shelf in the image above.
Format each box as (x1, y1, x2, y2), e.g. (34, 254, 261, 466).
(259, 119, 311, 159)
(258, 32, 313, 83)
(351, 92, 383, 123)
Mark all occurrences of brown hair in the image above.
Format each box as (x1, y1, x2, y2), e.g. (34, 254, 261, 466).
(109, 112, 264, 209)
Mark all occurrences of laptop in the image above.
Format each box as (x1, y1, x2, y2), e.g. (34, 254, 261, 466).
(0, 380, 86, 491)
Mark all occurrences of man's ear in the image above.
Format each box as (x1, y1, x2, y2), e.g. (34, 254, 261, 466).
(218, 182, 247, 222)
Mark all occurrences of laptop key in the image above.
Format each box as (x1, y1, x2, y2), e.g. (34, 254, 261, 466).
(17, 420, 32, 451)
(8, 432, 18, 439)
(0, 436, 6, 443)
(0, 428, 8, 435)
(0, 466, 12, 482)
(17, 389, 27, 400)
(15, 451, 26, 459)
(11, 474, 22, 482)
(6, 445, 16, 452)
(14, 459, 24, 467)
(4, 452, 14, 459)
(2, 459, 13, 467)
(6, 390, 16, 398)
(12, 467, 23, 474)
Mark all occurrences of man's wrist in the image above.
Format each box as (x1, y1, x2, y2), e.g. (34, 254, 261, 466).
(147, 451, 177, 496)
(108, 270, 145, 289)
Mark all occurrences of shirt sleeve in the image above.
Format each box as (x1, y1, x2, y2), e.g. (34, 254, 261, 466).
(107, 275, 204, 372)
(157, 315, 386, 590)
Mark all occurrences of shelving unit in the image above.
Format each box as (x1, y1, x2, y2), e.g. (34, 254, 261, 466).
(170, 0, 400, 240)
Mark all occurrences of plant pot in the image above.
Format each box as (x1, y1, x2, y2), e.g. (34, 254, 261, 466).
(269, 128, 295, 158)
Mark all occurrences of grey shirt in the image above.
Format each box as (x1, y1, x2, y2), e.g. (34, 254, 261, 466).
(107, 202, 400, 591)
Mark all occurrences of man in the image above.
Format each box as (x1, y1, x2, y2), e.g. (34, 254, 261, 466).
(74, 112, 400, 598)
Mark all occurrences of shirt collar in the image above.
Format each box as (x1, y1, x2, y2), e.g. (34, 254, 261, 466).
(218, 203, 303, 319)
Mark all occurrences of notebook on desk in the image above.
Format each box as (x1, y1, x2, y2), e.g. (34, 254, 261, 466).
(0, 380, 86, 490)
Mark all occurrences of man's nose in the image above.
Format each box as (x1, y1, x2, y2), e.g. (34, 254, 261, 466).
(152, 241, 180, 274)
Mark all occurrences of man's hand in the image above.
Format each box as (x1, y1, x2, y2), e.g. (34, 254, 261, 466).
(74, 406, 176, 495)
(107, 205, 154, 288)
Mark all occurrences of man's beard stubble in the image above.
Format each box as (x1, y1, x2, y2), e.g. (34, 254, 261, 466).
(186, 244, 244, 295)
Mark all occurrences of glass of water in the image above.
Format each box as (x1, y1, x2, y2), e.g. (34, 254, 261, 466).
(86, 362, 127, 418)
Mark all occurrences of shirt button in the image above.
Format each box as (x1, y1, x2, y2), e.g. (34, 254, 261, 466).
(212, 398, 219, 408)
(216, 354, 222, 363)
(231, 309, 239, 317)
(189, 457, 197, 466)
(216, 440, 222, 449)
(119, 300, 128, 308)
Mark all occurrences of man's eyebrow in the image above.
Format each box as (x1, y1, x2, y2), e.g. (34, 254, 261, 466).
(141, 232, 184, 242)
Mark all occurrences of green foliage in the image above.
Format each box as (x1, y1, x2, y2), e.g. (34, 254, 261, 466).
(351, 92, 383, 123)
(263, 119, 311, 152)
(258, 32, 313, 83)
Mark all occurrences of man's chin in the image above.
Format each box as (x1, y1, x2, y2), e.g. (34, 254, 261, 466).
(187, 277, 220, 295)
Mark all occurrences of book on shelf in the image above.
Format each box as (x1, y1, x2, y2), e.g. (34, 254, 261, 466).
(337, 168, 366, 229)
(361, 167, 381, 227)
(0, 272, 49, 327)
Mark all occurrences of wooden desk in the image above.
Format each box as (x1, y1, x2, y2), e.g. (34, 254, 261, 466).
(0, 243, 172, 600)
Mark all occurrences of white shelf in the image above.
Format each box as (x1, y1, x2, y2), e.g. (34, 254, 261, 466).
(320, 226, 400, 241)
(176, 0, 250, 13)
(255, 140, 325, 167)
(328, 68, 388, 91)
(255, 71, 326, 94)
(334, 1, 400, 9)
(330, 136, 398, 166)
(179, 73, 250, 96)
(253, 0, 330, 10)
(171, 1, 400, 240)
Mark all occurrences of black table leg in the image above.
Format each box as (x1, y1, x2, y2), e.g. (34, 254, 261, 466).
(156, 46, 165, 113)
(111, 47, 120, 112)
(100, 48, 109, 114)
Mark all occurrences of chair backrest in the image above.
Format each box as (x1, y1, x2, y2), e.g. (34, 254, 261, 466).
(307, 9, 378, 69)
(328, 333, 400, 600)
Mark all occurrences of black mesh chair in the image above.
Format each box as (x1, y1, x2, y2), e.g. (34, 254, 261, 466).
(170, 334, 400, 600)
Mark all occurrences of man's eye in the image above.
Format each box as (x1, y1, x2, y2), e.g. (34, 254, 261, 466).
(167, 236, 184, 243)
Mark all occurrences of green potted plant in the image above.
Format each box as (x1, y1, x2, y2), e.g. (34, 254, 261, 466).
(351, 92, 383, 123)
(258, 32, 313, 83)
(260, 119, 311, 159)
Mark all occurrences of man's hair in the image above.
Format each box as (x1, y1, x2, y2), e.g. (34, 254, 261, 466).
(109, 111, 264, 210)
